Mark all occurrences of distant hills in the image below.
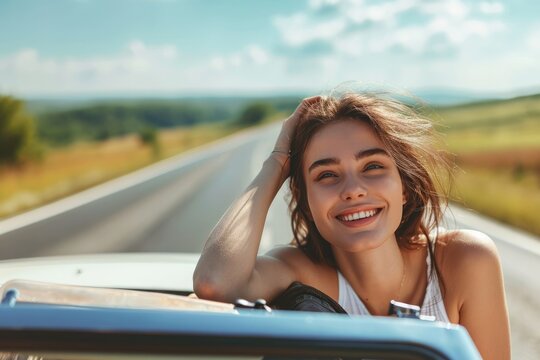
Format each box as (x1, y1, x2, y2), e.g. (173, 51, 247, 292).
(413, 89, 499, 106)
(414, 87, 540, 106)
(24, 87, 540, 114)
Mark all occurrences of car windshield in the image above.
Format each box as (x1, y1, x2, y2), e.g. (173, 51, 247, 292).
(0, 1, 539, 360)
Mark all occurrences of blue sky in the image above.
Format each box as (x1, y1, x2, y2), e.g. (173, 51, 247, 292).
(1, 0, 539, 97)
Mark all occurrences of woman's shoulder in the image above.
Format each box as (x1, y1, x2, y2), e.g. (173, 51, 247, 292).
(264, 245, 338, 295)
(435, 229, 502, 297)
(436, 228, 499, 263)
(265, 245, 331, 273)
(265, 245, 310, 266)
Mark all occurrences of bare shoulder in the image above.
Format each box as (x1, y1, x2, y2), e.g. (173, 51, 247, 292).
(265, 245, 323, 277)
(437, 229, 499, 265)
(436, 229, 502, 301)
(264, 245, 337, 297)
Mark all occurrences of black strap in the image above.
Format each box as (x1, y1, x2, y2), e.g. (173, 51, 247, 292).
(270, 281, 348, 314)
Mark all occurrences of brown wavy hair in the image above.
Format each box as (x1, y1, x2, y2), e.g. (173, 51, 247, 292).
(288, 92, 452, 271)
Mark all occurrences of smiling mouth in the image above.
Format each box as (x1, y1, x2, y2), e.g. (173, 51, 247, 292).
(336, 208, 382, 222)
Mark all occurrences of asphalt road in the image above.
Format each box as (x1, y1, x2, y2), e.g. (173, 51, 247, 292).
(0, 122, 538, 358)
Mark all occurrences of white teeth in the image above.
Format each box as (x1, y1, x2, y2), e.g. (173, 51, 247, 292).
(340, 210, 377, 222)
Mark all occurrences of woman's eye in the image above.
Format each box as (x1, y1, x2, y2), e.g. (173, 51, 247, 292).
(365, 163, 383, 171)
(317, 172, 336, 181)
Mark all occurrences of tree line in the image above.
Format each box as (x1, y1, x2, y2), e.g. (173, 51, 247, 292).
(37, 102, 234, 146)
(0, 95, 299, 165)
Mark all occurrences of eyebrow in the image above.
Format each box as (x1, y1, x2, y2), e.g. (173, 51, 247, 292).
(308, 148, 390, 173)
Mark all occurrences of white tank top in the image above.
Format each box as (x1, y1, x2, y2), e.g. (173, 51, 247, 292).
(337, 246, 450, 322)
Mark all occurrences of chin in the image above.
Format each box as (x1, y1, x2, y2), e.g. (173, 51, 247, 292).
(330, 232, 388, 253)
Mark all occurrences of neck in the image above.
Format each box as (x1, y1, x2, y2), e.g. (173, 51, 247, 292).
(334, 235, 408, 315)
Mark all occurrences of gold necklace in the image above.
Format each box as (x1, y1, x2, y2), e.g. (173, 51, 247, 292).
(396, 255, 407, 301)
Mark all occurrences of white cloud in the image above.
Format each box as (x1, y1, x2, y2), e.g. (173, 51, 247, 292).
(526, 26, 540, 52)
(479, 2, 504, 14)
(209, 45, 271, 71)
(256, 0, 527, 93)
(0, 40, 184, 95)
(209, 57, 226, 71)
(274, 14, 346, 47)
(273, 0, 505, 57)
(421, 0, 470, 18)
(246, 45, 269, 65)
(309, 0, 341, 9)
(0, 41, 283, 95)
(356, 0, 419, 23)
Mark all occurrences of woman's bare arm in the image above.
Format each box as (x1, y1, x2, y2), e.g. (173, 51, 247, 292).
(193, 97, 322, 303)
(447, 230, 511, 360)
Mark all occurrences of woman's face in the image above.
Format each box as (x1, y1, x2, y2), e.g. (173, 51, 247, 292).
(303, 119, 405, 252)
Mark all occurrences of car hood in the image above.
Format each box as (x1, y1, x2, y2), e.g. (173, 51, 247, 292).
(0, 252, 198, 291)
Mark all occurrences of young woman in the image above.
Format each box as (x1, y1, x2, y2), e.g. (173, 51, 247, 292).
(193, 93, 510, 359)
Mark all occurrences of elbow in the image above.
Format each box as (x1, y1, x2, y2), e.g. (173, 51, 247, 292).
(192, 273, 233, 303)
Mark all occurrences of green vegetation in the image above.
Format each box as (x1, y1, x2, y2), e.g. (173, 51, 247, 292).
(0, 96, 41, 165)
(36, 102, 231, 146)
(235, 102, 274, 126)
(137, 127, 161, 158)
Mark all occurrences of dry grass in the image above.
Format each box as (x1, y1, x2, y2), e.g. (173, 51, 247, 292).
(442, 118, 540, 153)
(450, 166, 540, 236)
(0, 124, 234, 218)
(456, 147, 540, 170)
(436, 95, 540, 236)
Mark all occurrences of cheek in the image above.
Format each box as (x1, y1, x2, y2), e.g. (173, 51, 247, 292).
(379, 175, 405, 220)
(366, 174, 404, 216)
(306, 188, 337, 242)
(371, 172, 403, 198)
(306, 183, 331, 224)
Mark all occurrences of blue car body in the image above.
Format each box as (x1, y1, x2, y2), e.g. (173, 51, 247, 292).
(0, 301, 481, 359)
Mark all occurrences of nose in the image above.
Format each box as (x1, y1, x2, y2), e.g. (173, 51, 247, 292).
(340, 175, 367, 201)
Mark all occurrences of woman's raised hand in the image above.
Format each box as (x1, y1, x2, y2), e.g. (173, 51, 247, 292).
(271, 96, 323, 180)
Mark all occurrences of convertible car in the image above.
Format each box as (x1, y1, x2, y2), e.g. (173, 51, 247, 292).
(0, 253, 481, 359)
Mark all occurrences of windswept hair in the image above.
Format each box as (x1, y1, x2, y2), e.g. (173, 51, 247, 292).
(288, 92, 452, 270)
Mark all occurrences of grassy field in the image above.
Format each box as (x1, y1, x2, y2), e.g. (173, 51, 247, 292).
(0, 123, 236, 218)
(434, 94, 540, 236)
